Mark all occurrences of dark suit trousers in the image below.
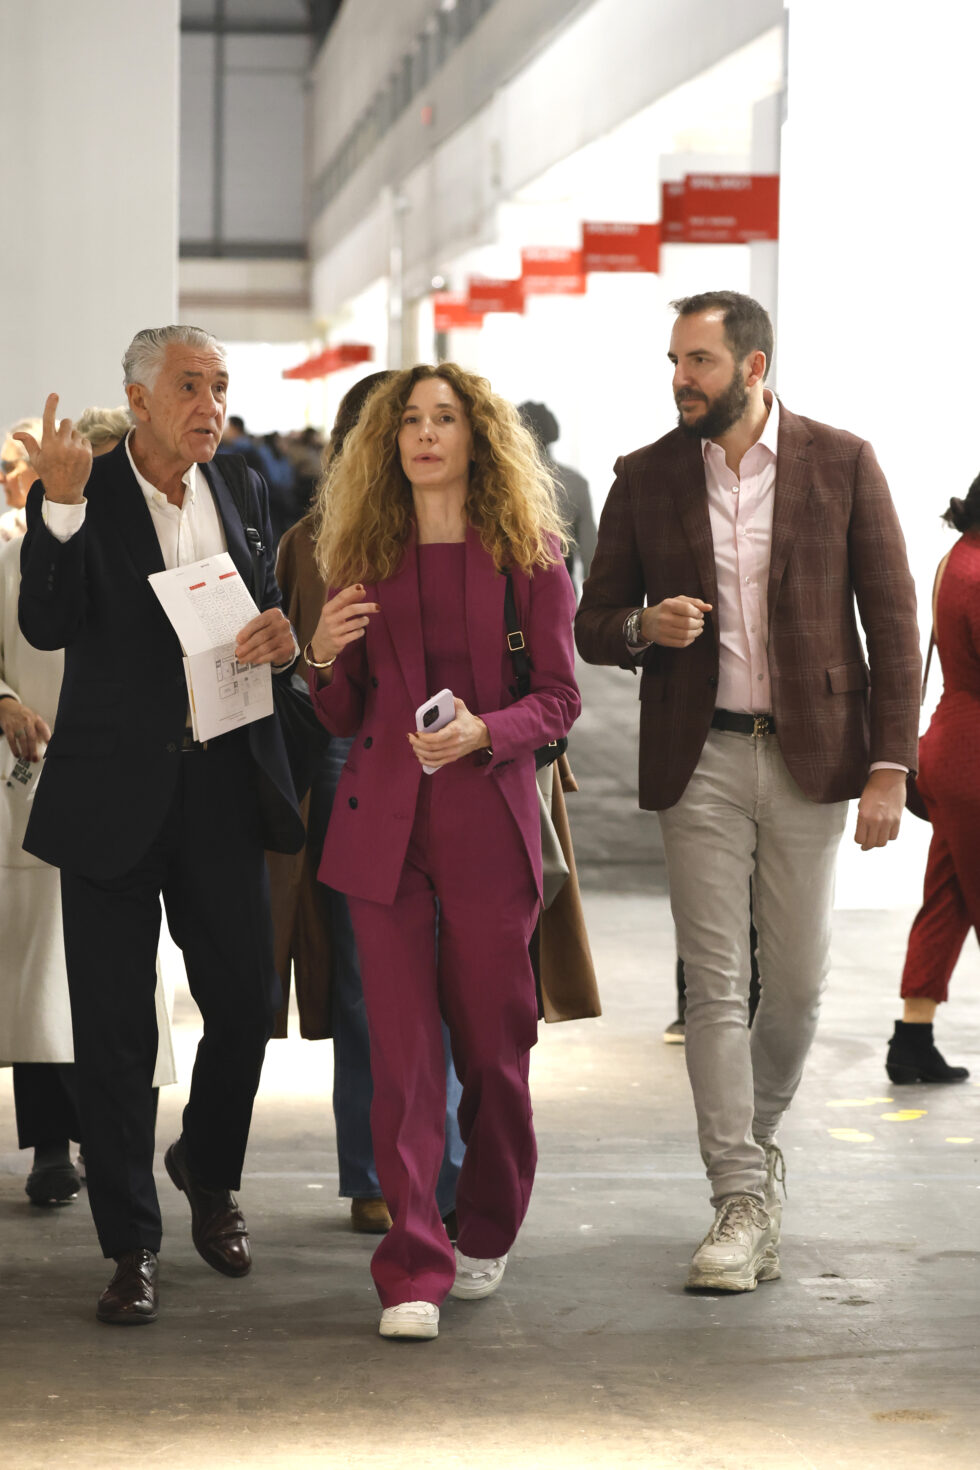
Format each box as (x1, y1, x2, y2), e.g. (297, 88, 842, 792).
(59, 733, 281, 1259)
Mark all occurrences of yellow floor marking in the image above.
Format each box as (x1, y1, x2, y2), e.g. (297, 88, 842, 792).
(880, 1109, 927, 1122)
(828, 1127, 875, 1142)
(945, 1136, 974, 1144)
(826, 1097, 893, 1108)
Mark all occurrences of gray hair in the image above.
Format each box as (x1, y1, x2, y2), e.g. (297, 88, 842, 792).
(122, 325, 227, 391)
(75, 405, 133, 448)
(4, 417, 42, 449)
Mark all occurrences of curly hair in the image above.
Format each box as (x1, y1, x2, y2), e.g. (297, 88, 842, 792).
(314, 363, 567, 585)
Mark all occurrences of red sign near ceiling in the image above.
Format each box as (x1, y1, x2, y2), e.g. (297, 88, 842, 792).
(520, 247, 586, 295)
(467, 277, 525, 314)
(682, 174, 780, 243)
(582, 221, 660, 273)
(433, 292, 485, 332)
(281, 343, 374, 380)
(660, 181, 687, 245)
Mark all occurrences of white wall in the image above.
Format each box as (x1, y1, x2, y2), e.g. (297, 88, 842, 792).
(0, 0, 180, 423)
(778, 0, 980, 907)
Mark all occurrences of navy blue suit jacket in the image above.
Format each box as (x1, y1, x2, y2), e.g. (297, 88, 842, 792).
(18, 441, 303, 878)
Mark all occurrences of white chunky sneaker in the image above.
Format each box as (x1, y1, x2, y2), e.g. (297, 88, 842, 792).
(686, 1194, 780, 1293)
(450, 1247, 508, 1300)
(378, 1301, 439, 1340)
(763, 1143, 786, 1244)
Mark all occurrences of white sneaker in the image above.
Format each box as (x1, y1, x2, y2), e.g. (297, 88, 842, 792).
(378, 1301, 439, 1340)
(450, 1247, 508, 1300)
(686, 1194, 780, 1293)
(763, 1143, 786, 1244)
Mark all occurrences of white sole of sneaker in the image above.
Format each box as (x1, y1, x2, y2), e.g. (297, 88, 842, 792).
(379, 1319, 439, 1340)
(378, 1307, 439, 1340)
(450, 1269, 506, 1301)
(685, 1246, 781, 1293)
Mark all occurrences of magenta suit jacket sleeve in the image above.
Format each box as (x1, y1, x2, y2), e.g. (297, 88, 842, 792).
(481, 557, 580, 769)
(307, 586, 370, 737)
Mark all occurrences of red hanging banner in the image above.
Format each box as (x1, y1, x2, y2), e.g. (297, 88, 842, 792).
(467, 277, 525, 315)
(660, 181, 687, 245)
(582, 222, 660, 273)
(682, 174, 780, 243)
(520, 247, 586, 295)
(433, 292, 485, 331)
(281, 343, 374, 379)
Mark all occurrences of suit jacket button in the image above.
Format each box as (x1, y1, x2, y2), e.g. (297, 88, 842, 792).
(348, 795, 358, 809)
(707, 675, 718, 688)
(371, 676, 379, 688)
(363, 736, 373, 749)
(166, 742, 178, 754)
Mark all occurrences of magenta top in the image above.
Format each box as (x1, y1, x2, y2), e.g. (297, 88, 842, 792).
(418, 542, 478, 711)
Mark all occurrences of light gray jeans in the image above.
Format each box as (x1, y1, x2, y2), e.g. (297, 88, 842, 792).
(658, 729, 848, 1207)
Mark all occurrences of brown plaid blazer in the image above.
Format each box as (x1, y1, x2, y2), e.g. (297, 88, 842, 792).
(575, 402, 922, 810)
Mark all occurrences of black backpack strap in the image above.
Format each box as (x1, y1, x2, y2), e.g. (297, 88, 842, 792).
(211, 452, 264, 598)
(503, 569, 532, 698)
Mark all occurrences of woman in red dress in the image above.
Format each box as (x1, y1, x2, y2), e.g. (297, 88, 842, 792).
(888, 477, 980, 1084)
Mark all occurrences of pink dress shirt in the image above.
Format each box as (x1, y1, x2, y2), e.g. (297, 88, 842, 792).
(702, 391, 779, 714)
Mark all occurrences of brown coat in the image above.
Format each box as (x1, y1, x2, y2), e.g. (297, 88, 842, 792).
(269, 517, 600, 1036)
(575, 402, 922, 810)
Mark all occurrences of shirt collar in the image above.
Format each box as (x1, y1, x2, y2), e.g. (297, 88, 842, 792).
(701, 388, 779, 462)
(125, 428, 198, 507)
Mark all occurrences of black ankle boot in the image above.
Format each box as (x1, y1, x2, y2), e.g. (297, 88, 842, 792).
(885, 1020, 970, 1085)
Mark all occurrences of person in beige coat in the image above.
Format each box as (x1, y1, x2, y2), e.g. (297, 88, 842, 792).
(1, 411, 176, 1207)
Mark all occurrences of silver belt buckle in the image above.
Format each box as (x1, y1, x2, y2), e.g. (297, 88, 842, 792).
(752, 714, 772, 738)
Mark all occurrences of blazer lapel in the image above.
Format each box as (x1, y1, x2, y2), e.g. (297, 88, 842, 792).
(201, 459, 254, 589)
(379, 528, 427, 710)
(670, 437, 719, 642)
(768, 404, 814, 626)
(464, 524, 506, 715)
(105, 441, 166, 581)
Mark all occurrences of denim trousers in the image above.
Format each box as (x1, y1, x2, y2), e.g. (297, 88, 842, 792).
(311, 737, 464, 1214)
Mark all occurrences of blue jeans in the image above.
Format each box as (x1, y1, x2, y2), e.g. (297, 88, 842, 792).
(310, 738, 464, 1214)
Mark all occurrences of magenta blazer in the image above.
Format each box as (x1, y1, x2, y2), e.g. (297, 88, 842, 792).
(309, 525, 580, 905)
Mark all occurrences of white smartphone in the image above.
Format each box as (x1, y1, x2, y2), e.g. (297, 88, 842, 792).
(415, 687, 456, 775)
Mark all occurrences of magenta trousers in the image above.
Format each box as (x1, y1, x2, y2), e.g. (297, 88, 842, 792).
(346, 762, 540, 1308)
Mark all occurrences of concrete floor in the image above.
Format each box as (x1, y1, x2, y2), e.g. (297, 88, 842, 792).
(2, 662, 978, 1469)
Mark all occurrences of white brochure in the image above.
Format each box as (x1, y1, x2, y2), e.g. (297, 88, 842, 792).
(148, 553, 273, 742)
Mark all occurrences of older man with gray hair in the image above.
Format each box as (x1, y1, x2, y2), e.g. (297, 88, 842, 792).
(16, 325, 304, 1325)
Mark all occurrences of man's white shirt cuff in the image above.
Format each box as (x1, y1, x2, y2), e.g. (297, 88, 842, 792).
(42, 498, 87, 542)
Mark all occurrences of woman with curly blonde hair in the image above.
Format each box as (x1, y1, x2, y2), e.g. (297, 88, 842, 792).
(307, 363, 580, 1340)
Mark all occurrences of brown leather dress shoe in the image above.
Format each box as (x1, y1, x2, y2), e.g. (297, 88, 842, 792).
(164, 1139, 252, 1277)
(96, 1249, 159, 1325)
(350, 1196, 392, 1234)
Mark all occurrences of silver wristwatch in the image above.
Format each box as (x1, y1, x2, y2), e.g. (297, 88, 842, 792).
(623, 607, 647, 649)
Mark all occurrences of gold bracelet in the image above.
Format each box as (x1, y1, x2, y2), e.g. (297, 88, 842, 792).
(304, 640, 337, 670)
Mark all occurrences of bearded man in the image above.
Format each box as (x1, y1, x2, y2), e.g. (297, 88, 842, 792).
(575, 290, 921, 1292)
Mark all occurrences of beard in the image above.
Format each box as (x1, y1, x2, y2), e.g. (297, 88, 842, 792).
(675, 368, 749, 440)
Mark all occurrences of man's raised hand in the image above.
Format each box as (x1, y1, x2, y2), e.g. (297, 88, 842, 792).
(641, 595, 712, 648)
(13, 393, 92, 505)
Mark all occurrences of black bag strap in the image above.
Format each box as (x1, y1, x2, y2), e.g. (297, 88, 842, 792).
(503, 569, 532, 698)
(212, 453, 265, 599)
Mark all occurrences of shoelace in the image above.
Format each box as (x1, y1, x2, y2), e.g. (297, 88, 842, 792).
(711, 1197, 766, 1242)
(765, 1143, 787, 1200)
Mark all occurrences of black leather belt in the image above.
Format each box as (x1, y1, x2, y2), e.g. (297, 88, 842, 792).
(711, 709, 776, 737)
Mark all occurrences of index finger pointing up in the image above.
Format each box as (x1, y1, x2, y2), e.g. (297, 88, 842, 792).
(42, 392, 60, 440)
